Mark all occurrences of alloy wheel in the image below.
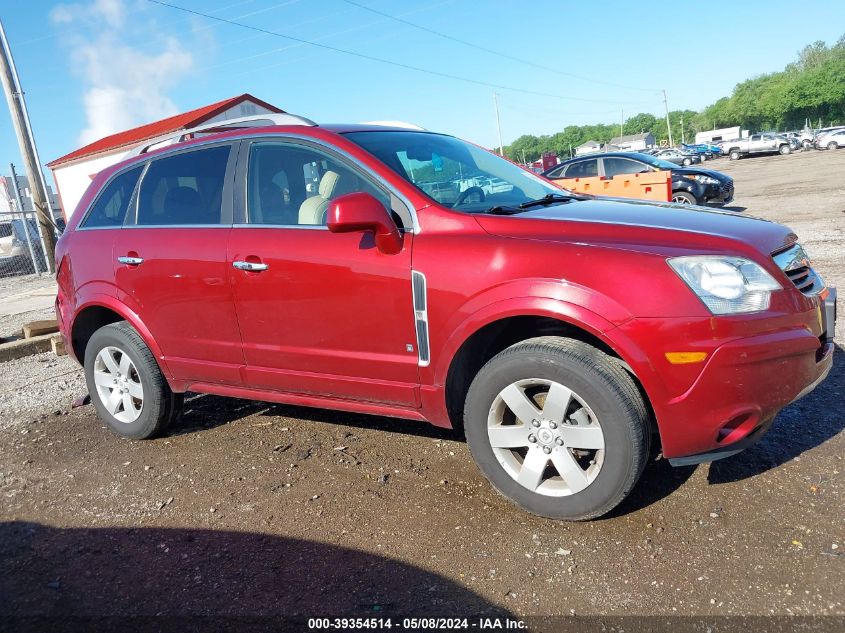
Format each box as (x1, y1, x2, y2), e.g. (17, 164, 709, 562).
(93, 346, 144, 423)
(487, 378, 605, 497)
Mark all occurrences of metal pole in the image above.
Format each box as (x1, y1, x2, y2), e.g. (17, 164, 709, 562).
(9, 163, 39, 274)
(620, 105, 624, 138)
(493, 92, 504, 157)
(0, 18, 56, 273)
(681, 115, 685, 145)
(662, 89, 674, 147)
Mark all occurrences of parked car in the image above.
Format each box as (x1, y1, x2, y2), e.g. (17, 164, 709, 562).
(542, 152, 734, 206)
(815, 129, 845, 150)
(55, 118, 836, 520)
(681, 143, 720, 160)
(653, 148, 700, 166)
(0, 218, 38, 276)
(719, 133, 793, 159)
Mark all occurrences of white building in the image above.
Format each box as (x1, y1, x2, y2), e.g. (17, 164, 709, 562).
(48, 94, 283, 220)
(609, 132, 655, 152)
(575, 140, 602, 156)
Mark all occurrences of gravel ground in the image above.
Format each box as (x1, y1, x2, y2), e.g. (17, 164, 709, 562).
(0, 149, 843, 624)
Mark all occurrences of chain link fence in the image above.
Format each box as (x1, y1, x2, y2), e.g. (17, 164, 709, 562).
(0, 210, 51, 278)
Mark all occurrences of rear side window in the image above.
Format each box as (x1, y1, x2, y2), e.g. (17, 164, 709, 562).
(565, 160, 598, 178)
(603, 158, 650, 178)
(136, 146, 230, 226)
(81, 166, 142, 228)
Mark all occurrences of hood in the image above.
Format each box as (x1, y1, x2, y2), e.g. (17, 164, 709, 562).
(671, 166, 732, 182)
(475, 198, 796, 257)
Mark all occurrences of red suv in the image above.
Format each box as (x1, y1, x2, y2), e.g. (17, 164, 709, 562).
(55, 118, 837, 520)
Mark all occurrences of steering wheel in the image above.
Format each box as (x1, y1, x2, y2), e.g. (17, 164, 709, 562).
(454, 186, 486, 207)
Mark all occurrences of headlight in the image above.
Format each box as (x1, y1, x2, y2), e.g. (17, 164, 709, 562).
(668, 256, 781, 314)
(694, 175, 720, 185)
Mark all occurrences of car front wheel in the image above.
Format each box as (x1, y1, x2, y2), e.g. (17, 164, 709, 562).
(464, 337, 650, 520)
(671, 191, 697, 205)
(729, 150, 741, 160)
(84, 321, 183, 439)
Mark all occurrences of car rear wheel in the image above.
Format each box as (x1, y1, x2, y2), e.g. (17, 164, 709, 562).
(682, 157, 692, 166)
(84, 321, 183, 440)
(729, 150, 741, 160)
(828, 142, 839, 151)
(671, 191, 697, 205)
(463, 337, 650, 520)
(779, 144, 791, 155)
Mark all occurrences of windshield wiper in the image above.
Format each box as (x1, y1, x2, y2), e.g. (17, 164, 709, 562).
(517, 193, 587, 209)
(487, 205, 527, 215)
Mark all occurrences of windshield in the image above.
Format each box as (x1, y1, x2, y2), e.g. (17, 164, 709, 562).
(628, 152, 681, 170)
(344, 131, 564, 213)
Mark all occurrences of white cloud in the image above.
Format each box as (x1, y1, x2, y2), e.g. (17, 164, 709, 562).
(51, 0, 195, 145)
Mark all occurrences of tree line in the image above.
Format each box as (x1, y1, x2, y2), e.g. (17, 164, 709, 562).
(503, 35, 845, 162)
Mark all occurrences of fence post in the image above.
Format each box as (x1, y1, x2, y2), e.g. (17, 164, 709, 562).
(9, 162, 41, 274)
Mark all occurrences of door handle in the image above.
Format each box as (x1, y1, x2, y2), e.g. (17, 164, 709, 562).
(233, 260, 269, 272)
(117, 256, 144, 265)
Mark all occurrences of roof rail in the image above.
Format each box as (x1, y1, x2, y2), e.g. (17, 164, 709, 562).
(128, 113, 318, 156)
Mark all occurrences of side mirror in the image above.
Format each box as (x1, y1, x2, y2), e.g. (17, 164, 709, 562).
(327, 192, 403, 255)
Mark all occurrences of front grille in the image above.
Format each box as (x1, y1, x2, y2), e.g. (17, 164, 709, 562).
(720, 182, 734, 199)
(772, 243, 822, 295)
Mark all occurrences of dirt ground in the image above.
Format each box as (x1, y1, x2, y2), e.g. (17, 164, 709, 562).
(1, 149, 844, 627)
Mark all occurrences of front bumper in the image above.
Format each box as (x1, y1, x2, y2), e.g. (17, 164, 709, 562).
(702, 180, 734, 205)
(617, 288, 837, 465)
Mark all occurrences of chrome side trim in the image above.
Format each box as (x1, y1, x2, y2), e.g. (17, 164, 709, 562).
(411, 270, 430, 367)
(232, 223, 328, 231)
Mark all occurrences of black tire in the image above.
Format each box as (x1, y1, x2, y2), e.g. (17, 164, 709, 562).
(828, 142, 838, 151)
(729, 149, 741, 160)
(671, 191, 697, 205)
(84, 321, 183, 439)
(464, 337, 650, 520)
(779, 144, 791, 155)
(683, 157, 692, 166)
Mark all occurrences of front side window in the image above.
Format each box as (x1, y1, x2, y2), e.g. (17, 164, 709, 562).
(344, 131, 564, 214)
(136, 146, 230, 226)
(246, 142, 391, 226)
(603, 157, 650, 178)
(81, 165, 143, 228)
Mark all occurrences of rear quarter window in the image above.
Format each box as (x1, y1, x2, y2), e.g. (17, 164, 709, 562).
(81, 166, 143, 228)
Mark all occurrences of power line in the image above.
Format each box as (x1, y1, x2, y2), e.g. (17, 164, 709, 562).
(338, 0, 657, 93)
(145, 0, 654, 105)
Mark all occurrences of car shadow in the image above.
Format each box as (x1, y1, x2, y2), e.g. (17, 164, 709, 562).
(168, 393, 462, 442)
(603, 458, 696, 520)
(0, 522, 510, 627)
(708, 344, 845, 484)
(720, 205, 747, 212)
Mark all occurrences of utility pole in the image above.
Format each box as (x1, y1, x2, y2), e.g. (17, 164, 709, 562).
(681, 115, 685, 145)
(620, 105, 624, 138)
(493, 92, 504, 157)
(9, 163, 40, 273)
(662, 89, 674, 147)
(0, 18, 56, 273)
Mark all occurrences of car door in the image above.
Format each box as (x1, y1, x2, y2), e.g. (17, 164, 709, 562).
(227, 138, 420, 406)
(113, 142, 245, 386)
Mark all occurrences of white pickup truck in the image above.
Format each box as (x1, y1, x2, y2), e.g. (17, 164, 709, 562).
(719, 133, 792, 160)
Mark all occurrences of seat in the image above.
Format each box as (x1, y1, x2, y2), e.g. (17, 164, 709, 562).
(298, 170, 341, 225)
(162, 186, 206, 224)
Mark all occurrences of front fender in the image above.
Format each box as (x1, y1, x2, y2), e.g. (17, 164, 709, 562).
(429, 279, 635, 388)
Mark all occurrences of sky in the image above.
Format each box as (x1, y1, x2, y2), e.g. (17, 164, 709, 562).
(2, 0, 845, 180)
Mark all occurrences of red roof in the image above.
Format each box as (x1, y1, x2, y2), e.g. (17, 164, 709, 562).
(48, 93, 283, 168)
